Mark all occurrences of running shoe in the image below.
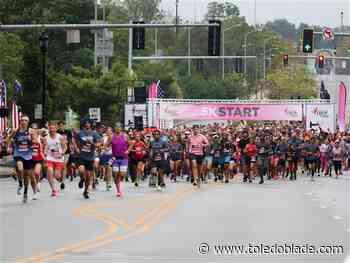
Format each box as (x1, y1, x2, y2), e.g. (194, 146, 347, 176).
(17, 186, 22, 195)
(32, 193, 38, 200)
(60, 182, 65, 190)
(22, 194, 28, 203)
(78, 178, 84, 189)
(134, 182, 139, 187)
(37, 182, 41, 192)
(83, 191, 90, 199)
(51, 190, 57, 197)
(116, 192, 122, 197)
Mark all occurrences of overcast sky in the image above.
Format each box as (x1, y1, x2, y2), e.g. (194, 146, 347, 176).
(160, 0, 349, 28)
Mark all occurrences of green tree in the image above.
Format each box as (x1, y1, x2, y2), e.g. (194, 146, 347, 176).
(265, 19, 296, 42)
(266, 64, 317, 99)
(0, 33, 25, 90)
(206, 1, 240, 19)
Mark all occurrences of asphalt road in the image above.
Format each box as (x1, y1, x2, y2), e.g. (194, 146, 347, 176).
(0, 172, 349, 263)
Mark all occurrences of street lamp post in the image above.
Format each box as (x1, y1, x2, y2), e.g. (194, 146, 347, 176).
(39, 33, 48, 128)
(244, 30, 255, 82)
(262, 36, 277, 99)
(222, 23, 242, 79)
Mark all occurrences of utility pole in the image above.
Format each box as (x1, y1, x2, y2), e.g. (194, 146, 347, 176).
(188, 26, 191, 76)
(94, 0, 98, 66)
(128, 20, 133, 72)
(175, 0, 179, 36)
(102, 4, 106, 73)
(340, 11, 344, 32)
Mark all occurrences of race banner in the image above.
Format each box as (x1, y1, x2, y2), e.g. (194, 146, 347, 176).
(306, 104, 335, 133)
(159, 103, 303, 121)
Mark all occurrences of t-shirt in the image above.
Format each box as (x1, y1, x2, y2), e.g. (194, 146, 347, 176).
(78, 130, 100, 161)
(150, 139, 168, 161)
(188, 134, 208, 156)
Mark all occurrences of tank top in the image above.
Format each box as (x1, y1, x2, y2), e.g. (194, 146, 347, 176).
(111, 133, 128, 158)
(13, 129, 32, 160)
(131, 141, 146, 160)
(32, 140, 44, 161)
(46, 133, 64, 162)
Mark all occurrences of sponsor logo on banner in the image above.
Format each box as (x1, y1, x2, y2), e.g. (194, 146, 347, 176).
(306, 104, 335, 133)
(312, 107, 330, 118)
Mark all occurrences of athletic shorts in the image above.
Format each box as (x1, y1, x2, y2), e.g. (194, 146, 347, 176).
(100, 154, 113, 166)
(46, 160, 64, 171)
(242, 155, 252, 166)
(77, 158, 94, 171)
(278, 159, 286, 167)
(33, 160, 43, 168)
(219, 155, 231, 165)
(68, 155, 78, 166)
(151, 160, 167, 171)
(189, 154, 204, 165)
(213, 158, 220, 168)
(130, 158, 146, 166)
(204, 156, 213, 164)
(306, 156, 317, 164)
(14, 157, 34, 170)
(112, 158, 128, 173)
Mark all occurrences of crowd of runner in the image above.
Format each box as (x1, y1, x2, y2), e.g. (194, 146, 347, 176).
(1, 115, 350, 203)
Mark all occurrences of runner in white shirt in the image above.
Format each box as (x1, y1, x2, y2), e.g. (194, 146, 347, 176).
(44, 121, 67, 197)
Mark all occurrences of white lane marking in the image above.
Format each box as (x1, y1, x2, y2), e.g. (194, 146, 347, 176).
(320, 205, 327, 209)
(304, 192, 313, 196)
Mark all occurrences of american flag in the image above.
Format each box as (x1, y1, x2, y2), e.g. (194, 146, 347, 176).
(12, 80, 22, 130)
(157, 85, 165, 98)
(0, 80, 7, 133)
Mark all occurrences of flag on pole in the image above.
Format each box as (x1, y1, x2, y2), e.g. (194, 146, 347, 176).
(11, 102, 20, 130)
(148, 81, 157, 99)
(11, 80, 23, 130)
(13, 80, 23, 100)
(0, 80, 7, 133)
(338, 81, 347, 132)
(156, 82, 165, 98)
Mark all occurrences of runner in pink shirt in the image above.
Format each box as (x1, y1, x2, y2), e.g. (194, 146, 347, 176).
(188, 125, 209, 187)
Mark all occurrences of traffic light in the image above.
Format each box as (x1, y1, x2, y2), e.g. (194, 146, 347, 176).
(318, 54, 325, 68)
(302, 29, 314, 53)
(133, 21, 145, 50)
(283, 54, 288, 67)
(208, 20, 221, 56)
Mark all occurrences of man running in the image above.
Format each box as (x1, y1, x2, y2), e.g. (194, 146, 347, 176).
(44, 121, 67, 197)
(149, 130, 168, 190)
(75, 119, 101, 199)
(8, 115, 36, 203)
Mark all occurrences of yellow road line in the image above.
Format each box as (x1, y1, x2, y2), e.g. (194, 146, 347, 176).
(13, 185, 197, 263)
